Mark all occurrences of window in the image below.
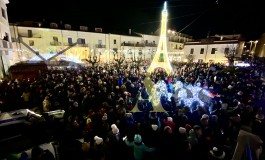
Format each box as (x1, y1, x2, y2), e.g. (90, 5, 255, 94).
(145, 40, 148, 44)
(3, 32, 9, 41)
(28, 30, 32, 37)
(224, 48, 229, 54)
(153, 41, 155, 44)
(114, 39, 116, 44)
(200, 48, 204, 54)
(29, 40, 34, 46)
(80, 38, 85, 44)
(190, 48, 194, 54)
(211, 48, 216, 54)
(53, 36, 58, 42)
(1, 8, 6, 19)
(175, 44, 178, 49)
(68, 38, 72, 44)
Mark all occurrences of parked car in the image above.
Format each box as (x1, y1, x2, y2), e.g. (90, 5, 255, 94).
(0, 109, 57, 159)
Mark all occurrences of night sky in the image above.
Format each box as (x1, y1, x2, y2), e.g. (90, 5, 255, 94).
(7, 0, 265, 40)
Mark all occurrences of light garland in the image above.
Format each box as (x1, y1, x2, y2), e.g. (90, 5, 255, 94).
(173, 81, 212, 108)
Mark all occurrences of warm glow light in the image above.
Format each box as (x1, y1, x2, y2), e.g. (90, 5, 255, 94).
(147, 1, 172, 75)
(131, 1, 172, 113)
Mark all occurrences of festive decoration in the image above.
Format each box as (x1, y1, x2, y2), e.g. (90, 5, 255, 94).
(147, 1, 172, 75)
(173, 81, 212, 108)
(131, 2, 213, 113)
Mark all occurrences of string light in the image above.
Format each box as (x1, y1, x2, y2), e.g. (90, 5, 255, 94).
(174, 81, 212, 107)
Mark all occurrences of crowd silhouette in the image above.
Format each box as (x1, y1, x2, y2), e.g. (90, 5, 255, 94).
(0, 59, 265, 160)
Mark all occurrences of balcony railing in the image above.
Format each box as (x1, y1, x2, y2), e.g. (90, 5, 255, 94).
(95, 44, 106, 48)
(145, 43, 157, 47)
(18, 34, 42, 38)
(121, 42, 145, 47)
(50, 41, 62, 46)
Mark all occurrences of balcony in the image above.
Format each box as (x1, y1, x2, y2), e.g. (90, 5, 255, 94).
(18, 34, 42, 38)
(145, 43, 157, 47)
(121, 42, 145, 47)
(50, 41, 62, 46)
(95, 44, 106, 48)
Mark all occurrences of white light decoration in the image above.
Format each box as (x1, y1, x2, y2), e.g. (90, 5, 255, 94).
(235, 62, 250, 67)
(154, 80, 168, 98)
(173, 81, 212, 108)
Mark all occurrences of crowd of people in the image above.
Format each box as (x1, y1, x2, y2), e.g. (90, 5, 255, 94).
(0, 59, 265, 160)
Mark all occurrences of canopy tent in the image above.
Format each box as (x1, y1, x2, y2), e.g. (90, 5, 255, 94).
(28, 53, 83, 64)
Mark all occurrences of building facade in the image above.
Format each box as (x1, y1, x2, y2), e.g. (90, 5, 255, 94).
(0, 0, 13, 79)
(182, 38, 245, 63)
(9, 23, 193, 64)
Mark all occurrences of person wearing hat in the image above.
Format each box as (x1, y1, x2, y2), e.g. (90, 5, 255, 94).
(124, 134, 155, 160)
(106, 124, 126, 160)
(209, 146, 226, 160)
(92, 136, 109, 160)
(189, 125, 209, 159)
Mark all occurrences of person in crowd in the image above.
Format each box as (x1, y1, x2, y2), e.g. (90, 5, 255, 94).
(43, 96, 51, 112)
(124, 134, 155, 160)
(1, 58, 265, 160)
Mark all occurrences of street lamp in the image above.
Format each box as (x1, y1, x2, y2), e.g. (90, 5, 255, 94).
(249, 41, 253, 52)
(251, 40, 258, 54)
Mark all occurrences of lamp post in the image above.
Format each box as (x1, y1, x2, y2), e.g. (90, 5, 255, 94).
(251, 40, 258, 55)
(249, 40, 253, 53)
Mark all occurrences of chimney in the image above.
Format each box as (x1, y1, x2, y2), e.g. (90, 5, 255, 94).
(129, 29, 131, 35)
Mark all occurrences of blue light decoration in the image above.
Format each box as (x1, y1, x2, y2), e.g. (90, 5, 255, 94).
(173, 81, 212, 109)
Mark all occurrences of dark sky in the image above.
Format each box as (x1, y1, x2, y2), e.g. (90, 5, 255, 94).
(7, 0, 265, 40)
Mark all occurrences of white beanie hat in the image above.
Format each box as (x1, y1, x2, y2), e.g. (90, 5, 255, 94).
(151, 124, 158, 131)
(111, 124, 119, 134)
(73, 102, 78, 107)
(202, 114, 209, 120)
(167, 117, 173, 122)
(179, 127, 186, 134)
(94, 136, 103, 145)
(237, 91, 243, 96)
(102, 113, 107, 121)
(228, 85, 233, 89)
